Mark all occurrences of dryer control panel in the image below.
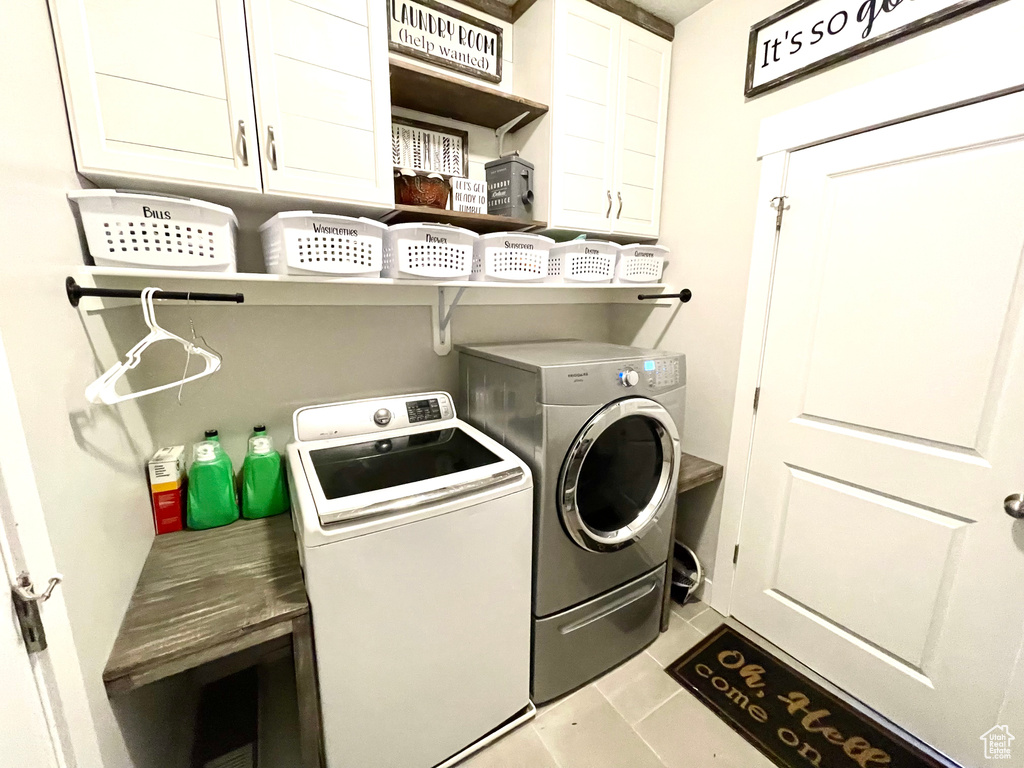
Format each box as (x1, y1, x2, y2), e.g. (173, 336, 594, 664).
(617, 358, 681, 391)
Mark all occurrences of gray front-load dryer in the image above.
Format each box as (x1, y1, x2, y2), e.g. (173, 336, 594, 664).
(458, 340, 685, 703)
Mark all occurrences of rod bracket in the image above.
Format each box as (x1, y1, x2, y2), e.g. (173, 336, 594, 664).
(432, 286, 466, 356)
(637, 289, 692, 303)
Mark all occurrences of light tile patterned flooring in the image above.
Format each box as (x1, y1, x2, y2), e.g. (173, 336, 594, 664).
(462, 600, 776, 768)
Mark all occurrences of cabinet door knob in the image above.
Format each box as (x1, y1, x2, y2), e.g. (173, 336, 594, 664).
(606, 190, 612, 217)
(267, 125, 278, 171)
(617, 191, 623, 219)
(237, 120, 248, 166)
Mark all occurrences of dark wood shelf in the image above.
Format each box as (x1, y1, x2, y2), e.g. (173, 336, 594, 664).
(386, 204, 545, 234)
(677, 453, 724, 495)
(389, 59, 548, 132)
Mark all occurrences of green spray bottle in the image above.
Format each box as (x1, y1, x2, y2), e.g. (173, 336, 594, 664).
(186, 429, 239, 530)
(241, 425, 289, 519)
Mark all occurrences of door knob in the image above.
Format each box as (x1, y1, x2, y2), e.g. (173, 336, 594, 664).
(1005, 493, 1024, 519)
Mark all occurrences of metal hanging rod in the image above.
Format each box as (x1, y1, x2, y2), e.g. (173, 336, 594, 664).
(66, 276, 244, 308)
(638, 289, 692, 303)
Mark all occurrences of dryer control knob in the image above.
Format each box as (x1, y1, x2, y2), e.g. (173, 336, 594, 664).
(619, 369, 639, 387)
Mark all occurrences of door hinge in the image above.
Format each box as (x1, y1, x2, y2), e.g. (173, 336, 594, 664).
(753, 386, 760, 411)
(11, 572, 62, 654)
(770, 195, 790, 231)
(733, 544, 740, 565)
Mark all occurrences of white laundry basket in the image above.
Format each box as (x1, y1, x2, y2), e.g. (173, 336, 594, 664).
(260, 212, 386, 276)
(383, 223, 476, 279)
(472, 233, 554, 282)
(615, 244, 668, 283)
(546, 241, 618, 283)
(68, 190, 237, 272)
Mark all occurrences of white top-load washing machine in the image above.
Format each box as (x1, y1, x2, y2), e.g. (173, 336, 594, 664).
(287, 392, 535, 768)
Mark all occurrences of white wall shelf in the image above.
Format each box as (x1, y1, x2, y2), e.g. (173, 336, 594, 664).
(75, 267, 676, 355)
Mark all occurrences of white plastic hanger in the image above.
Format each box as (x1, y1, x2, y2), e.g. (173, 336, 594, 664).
(85, 287, 221, 404)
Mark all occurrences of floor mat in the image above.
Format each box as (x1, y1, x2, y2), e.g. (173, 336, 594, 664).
(665, 624, 946, 768)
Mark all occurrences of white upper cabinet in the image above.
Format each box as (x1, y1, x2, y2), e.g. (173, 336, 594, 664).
(48, 0, 394, 206)
(612, 24, 671, 238)
(246, 0, 394, 205)
(49, 0, 261, 191)
(515, 0, 671, 238)
(549, 1, 621, 233)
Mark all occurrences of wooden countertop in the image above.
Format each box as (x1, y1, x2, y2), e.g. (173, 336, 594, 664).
(104, 515, 308, 695)
(677, 453, 724, 495)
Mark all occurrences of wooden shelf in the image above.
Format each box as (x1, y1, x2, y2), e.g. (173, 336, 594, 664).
(677, 454, 724, 495)
(389, 59, 548, 131)
(386, 204, 545, 233)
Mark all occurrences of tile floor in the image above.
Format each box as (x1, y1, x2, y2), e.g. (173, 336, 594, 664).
(462, 600, 776, 768)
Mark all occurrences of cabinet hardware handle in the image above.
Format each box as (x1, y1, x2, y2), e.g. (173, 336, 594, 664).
(606, 190, 612, 217)
(616, 191, 623, 219)
(268, 125, 278, 170)
(237, 120, 248, 166)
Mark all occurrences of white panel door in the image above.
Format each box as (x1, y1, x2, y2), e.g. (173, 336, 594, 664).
(549, 0, 620, 233)
(49, 0, 261, 190)
(246, 0, 394, 206)
(611, 23, 670, 239)
(733, 92, 1024, 765)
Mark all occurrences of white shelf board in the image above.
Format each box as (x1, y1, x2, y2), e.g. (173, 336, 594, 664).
(75, 267, 674, 309)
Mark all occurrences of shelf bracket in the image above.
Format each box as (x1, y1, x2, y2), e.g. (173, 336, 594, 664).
(432, 286, 466, 356)
(496, 112, 530, 157)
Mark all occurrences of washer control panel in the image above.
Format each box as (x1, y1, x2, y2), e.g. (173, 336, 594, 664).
(616, 358, 681, 390)
(293, 392, 455, 441)
(406, 397, 446, 423)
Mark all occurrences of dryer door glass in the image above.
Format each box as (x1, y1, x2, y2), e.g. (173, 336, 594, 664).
(559, 399, 679, 552)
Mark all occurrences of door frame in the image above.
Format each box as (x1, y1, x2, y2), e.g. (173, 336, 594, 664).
(0, 329, 103, 767)
(711, 48, 1024, 617)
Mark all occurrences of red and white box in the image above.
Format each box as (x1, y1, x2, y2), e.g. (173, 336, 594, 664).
(148, 446, 185, 535)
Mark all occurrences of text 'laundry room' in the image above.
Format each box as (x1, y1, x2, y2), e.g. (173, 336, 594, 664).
(2, 1, 1023, 768)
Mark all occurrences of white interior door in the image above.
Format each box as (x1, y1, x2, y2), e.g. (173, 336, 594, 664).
(611, 23, 669, 239)
(49, 0, 261, 190)
(246, 0, 394, 206)
(732, 92, 1024, 765)
(549, 0, 619, 233)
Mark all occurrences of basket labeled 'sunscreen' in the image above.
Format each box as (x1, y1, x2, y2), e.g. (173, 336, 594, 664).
(383, 223, 476, 279)
(472, 233, 554, 282)
(68, 190, 237, 272)
(546, 241, 618, 283)
(260, 212, 387, 276)
(615, 244, 668, 283)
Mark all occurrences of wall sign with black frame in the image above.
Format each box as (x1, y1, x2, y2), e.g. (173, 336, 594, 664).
(388, 0, 503, 84)
(745, 0, 1004, 98)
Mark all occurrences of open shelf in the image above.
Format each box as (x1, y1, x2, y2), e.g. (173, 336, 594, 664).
(385, 204, 545, 233)
(389, 59, 548, 132)
(75, 267, 673, 309)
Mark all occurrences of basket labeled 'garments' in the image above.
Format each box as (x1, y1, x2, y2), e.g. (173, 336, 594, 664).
(472, 233, 554, 282)
(383, 223, 476, 279)
(68, 190, 237, 272)
(545, 241, 618, 283)
(259, 212, 386, 276)
(615, 244, 668, 283)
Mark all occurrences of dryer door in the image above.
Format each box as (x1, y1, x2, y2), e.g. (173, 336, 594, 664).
(559, 398, 680, 552)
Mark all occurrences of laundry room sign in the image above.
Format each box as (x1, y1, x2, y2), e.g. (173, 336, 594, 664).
(745, 0, 1003, 97)
(388, 0, 503, 84)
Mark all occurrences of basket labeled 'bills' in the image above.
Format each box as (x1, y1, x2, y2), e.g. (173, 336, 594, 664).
(615, 244, 668, 283)
(383, 223, 476, 279)
(68, 190, 237, 272)
(545, 241, 618, 283)
(260, 212, 386, 276)
(472, 233, 554, 282)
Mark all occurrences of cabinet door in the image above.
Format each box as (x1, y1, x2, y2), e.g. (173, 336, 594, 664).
(246, 0, 394, 206)
(49, 0, 260, 191)
(549, 0, 620, 233)
(611, 25, 671, 238)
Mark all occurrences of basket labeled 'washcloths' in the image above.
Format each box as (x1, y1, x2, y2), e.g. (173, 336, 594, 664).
(259, 212, 387, 276)
(546, 241, 618, 283)
(68, 190, 237, 272)
(382, 223, 476, 279)
(616, 244, 668, 283)
(472, 233, 554, 282)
